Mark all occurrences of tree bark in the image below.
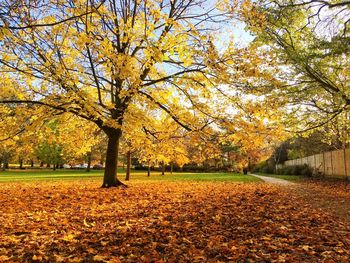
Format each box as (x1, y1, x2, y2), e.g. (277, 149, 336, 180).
(125, 151, 131, 181)
(102, 128, 126, 187)
(30, 160, 34, 168)
(86, 151, 92, 172)
(170, 163, 173, 174)
(19, 159, 23, 169)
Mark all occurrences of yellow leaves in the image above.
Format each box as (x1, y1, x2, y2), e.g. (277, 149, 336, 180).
(239, 0, 267, 33)
(109, 54, 140, 83)
(212, 214, 221, 223)
(61, 233, 76, 242)
(30, 115, 39, 122)
(83, 218, 90, 227)
(92, 255, 107, 262)
(0, 27, 11, 41)
(149, 7, 162, 21)
(301, 245, 312, 251)
(104, 119, 122, 130)
(32, 254, 43, 261)
(76, 32, 91, 47)
(41, 15, 57, 24)
(144, 46, 164, 64)
(83, 218, 96, 228)
(0, 255, 11, 261)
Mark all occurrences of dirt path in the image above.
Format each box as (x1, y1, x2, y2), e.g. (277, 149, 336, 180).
(251, 173, 350, 223)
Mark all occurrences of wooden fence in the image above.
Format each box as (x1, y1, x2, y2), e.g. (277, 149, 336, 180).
(277, 148, 350, 178)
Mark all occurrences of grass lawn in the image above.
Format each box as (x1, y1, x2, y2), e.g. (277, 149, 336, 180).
(0, 169, 262, 183)
(255, 172, 304, 182)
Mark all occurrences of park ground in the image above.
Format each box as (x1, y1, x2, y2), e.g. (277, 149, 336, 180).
(0, 170, 350, 262)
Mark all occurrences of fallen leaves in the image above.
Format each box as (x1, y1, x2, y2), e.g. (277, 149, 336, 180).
(293, 178, 350, 222)
(0, 180, 350, 262)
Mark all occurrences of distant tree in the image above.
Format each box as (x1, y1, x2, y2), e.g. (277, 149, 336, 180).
(35, 141, 63, 170)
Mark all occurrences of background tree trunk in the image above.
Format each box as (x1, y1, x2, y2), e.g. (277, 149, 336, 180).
(86, 151, 92, 172)
(147, 161, 151, 177)
(161, 162, 165, 175)
(102, 128, 125, 187)
(19, 159, 23, 169)
(125, 151, 131, 181)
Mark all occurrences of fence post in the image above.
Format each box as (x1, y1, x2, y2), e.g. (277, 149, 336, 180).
(330, 150, 334, 176)
(314, 154, 317, 175)
(323, 152, 326, 176)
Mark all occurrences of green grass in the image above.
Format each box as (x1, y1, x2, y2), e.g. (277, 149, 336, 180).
(256, 172, 304, 182)
(131, 172, 261, 183)
(0, 169, 262, 183)
(0, 169, 104, 182)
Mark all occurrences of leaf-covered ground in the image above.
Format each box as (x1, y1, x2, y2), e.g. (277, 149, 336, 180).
(294, 179, 350, 224)
(1, 180, 350, 262)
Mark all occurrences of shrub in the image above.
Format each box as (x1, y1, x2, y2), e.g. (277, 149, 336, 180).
(300, 164, 313, 177)
(278, 165, 292, 175)
(261, 166, 274, 174)
(253, 161, 274, 174)
(277, 164, 313, 177)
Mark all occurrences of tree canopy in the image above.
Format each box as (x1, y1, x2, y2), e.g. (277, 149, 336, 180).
(238, 0, 350, 136)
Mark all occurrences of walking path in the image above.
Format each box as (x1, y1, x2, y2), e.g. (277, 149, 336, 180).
(250, 173, 295, 186)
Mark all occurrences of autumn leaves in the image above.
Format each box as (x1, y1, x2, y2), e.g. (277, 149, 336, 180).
(1, 180, 350, 261)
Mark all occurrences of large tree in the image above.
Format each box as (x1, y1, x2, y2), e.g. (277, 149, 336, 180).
(0, 0, 238, 187)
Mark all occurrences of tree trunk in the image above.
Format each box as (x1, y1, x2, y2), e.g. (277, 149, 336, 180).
(102, 128, 126, 187)
(161, 162, 165, 176)
(170, 163, 173, 174)
(30, 160, 34, 168)
(125, 151, 131, 181)
(53, 163, 56, 171)
(19, 159, 23, 169)
(3, 162, 9, 170)
(147, 161, 151, 177)
(86, 151, 92, 172)
(40, 161, 44, 167)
